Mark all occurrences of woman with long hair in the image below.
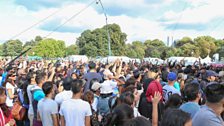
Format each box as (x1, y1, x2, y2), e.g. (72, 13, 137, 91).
(0, 87, 16, 126)
(3, 72, 17, 108)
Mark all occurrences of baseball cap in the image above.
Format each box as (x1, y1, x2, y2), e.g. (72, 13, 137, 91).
(168, 72, 177, 81)
(91, 82, 101, 91)
(206, 70, 219, 77)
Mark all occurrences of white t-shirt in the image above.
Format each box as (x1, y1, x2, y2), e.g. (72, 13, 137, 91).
(163, 85, 181, 102)
(27, 84, 36, 115)
(38, 98, 58, 126)
(134, 107, 141, 117)
(59, 99, 92, 126)
(91, 94, 99, 111)
(6, 82, 17, 107)
(55, 90, 73, 106)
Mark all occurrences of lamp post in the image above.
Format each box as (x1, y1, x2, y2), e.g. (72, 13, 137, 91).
(96, 0, 111, 56)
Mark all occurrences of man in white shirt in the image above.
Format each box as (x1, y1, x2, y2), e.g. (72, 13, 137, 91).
(60, 79, 92, 126)
(55, 77, 73, 106)
(38, 81, 59, 126)
(163, 72, 181, 102)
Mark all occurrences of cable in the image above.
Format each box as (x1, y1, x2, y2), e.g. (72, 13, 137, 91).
(44, 0, 96, 38)
(171, 1, 190, 39)
(96, 0, 112, 56)
(209, 18, 224, 35)
(8, 6, 65, 40)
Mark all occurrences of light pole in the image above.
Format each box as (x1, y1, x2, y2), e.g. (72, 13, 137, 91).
(96, 0, 112, 56)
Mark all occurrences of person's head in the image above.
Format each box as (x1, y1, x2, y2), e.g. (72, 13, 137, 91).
(167, 72, 177, 84)
(42, 81, 54, 97)
(8, 72, 17, 81)
(207, 70, 218, 82)
(183, 83, 201, 102)
(123, 117, 152, 126)
(91, 81, 101, 94)
(82, 91, 94, 104)
(107, 104, 134, 126)
(119, 91, 135, 107)
(122, 85, 140, 103)
(71, 79, 85, 95)
(165, 94, 183, 109)
(62, 77, 73, 91)
(35, 72, 46, 85)
(88, 62, 96, 70)
(161, 108, 192, 126)
(26, 71, 36, 83)
(71, 72, 78, 80)
(205, 83, 224, 105)
(0, 87, 7, 104)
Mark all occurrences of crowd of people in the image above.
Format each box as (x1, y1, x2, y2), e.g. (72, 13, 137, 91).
(0, 58, 223, 126)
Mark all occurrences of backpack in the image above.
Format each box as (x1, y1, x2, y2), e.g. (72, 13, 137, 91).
(11, 89, 27, 120)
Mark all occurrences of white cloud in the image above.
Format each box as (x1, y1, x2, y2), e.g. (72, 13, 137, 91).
(163, 0, 224, 24)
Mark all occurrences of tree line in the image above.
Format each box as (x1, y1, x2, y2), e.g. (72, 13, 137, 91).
(1, 23, 224, 59)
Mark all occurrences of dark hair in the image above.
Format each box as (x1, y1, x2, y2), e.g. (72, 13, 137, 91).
(82, 91, 94, 104)
(42, 81, 53, 95)
(122, 85, 136, 94)
(35, 72, 46, 84)
(71, 79, 84, 94)
(161, 109, 191, 126)
(107, 104, 134, 126)
(123, 117, 152, 126)
(26, 71, 35, 83)
(183, 83, 200, 101)
(165, 94, 183, 109)
(88, 62, 96, 70)
(205, 83, 224, 103)
(119, 92, 135, 106)
(62, 77, 73, 90)
(125, 77, 136, 88)
(0, 87, 10, 117)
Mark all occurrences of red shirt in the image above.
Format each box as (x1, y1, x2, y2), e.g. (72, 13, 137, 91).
(146, 80, 163, 102)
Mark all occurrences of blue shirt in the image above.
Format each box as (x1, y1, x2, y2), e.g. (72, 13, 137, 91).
(0, 72, 7, 86)
(192, 105, 224, 126)
(180, 102, 200, 118)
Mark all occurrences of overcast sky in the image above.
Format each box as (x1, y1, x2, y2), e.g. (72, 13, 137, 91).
(1, 0, 224, 45)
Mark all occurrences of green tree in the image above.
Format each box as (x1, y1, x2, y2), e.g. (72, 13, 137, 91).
(0, 44, 3, 56)
(65, 44, 79, 56)
(144, 39, 165, 58)
(194, 36, 217, 58)
(77, 23, 127, 57)
(3, 40, 23, 57)
(34, 38, 65, 58)
(175, 37, 193, 47)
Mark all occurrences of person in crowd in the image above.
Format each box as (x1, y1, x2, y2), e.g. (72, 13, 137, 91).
(161, 109, 192, 126)
(26, 71, 37, 126)
(180, 83, 201, 118)
(84, 62, 102, 92)
(82, 91, 100, 126)
(55, 77, 73, 106)
(60, 79, 92, 126)
(3, 72, 17, 108)
(144, 69, 164, 120)
(165, 94, 183, 110)
(0, 87, 16, 126)
(106, 103, 134, 126)
(118, 91, 141, 117)
(31, 72, 46, 125)
(123, 117, 152, 126)
(192, 83, 224, 126)
(163, 72, 181, 102)
(90, 81, 101, 112)
(37, 81, 59, 126)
